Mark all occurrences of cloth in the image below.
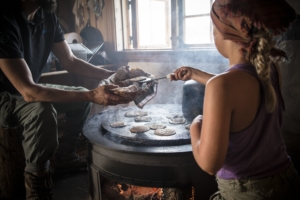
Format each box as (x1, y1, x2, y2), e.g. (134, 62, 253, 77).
(100, 66, 158, 108)
(0, 0, 65, 94)
(210, 164, 300, 200)
(0, 85, 91, 173)
(217, 63, 291, 180)
(210, 0, 296, 58)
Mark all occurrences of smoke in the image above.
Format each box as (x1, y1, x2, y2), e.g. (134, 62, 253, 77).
(127, 49, 228, 106)
(89, 50, 228, 115)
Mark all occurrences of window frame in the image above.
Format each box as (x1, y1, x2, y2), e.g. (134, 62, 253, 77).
(116, 0, 215, 51)
(179, 0, 214, 48)
(113, 0, 220, 65)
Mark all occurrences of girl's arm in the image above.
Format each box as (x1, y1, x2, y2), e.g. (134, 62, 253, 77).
(190, 74, 232, 175)
(170, 66, 215, 85)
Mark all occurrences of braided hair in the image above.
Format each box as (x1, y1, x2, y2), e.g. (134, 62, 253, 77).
(246, 30, 282, 112)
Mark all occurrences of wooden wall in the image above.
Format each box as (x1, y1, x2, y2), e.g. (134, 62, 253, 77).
(56, 0, 117, 57)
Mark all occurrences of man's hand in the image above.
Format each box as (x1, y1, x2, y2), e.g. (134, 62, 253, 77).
(91, 85, 133, 106)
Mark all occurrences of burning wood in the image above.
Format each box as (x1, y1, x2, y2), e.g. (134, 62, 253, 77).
(101, 177, 195, 200)
(101, 178, 162, 200)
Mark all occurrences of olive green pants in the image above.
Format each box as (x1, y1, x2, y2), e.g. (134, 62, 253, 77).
(0, 84, 91, 173)
(210, 164, 300, 200)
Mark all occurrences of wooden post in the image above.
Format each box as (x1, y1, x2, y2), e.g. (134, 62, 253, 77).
(0, 128, 26, 199)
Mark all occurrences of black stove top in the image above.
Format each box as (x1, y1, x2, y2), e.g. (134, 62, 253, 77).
(83, 104, 192, 153)
(100, 104, 190, 146)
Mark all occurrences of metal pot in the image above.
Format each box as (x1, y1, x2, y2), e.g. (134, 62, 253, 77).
(182, 80, 205, 122)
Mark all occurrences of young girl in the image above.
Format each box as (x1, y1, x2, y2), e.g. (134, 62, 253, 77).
(171, 0, 300, 199)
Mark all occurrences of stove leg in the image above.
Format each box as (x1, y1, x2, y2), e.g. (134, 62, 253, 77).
(87, 164, 104, 200)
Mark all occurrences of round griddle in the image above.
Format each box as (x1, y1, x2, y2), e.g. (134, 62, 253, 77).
(83, 104, 192, 153)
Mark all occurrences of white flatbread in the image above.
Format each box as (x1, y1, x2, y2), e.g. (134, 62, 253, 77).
(110, 121, 127, 128)
(130, 126, 150, 133)
(166, 114, 183, 119)
(134, 116, 152, 122)
(125, 110, 148, 117)
(148, 124, 166, 130)
(154, 129, 176, 136)
(169, 118, 186, 124)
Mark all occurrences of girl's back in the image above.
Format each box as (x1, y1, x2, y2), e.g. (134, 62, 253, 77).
(217, 63, 290, 179)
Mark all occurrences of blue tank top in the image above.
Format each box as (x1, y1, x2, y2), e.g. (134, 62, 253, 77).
(217, 63, 291, 180)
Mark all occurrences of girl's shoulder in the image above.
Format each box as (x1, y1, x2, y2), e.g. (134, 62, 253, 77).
(206, 68, 260, 101)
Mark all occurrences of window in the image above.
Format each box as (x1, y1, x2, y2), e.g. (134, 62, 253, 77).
(183, 0, 213, 46)
(116, 0, 215, 50)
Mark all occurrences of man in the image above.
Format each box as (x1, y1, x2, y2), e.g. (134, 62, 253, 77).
(0, 0, 132, 199)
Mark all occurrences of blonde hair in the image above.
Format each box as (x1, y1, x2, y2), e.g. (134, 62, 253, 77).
(246, 30, 277, 113)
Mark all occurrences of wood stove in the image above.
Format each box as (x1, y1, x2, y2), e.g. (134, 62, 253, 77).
(83, 104, 217, 200)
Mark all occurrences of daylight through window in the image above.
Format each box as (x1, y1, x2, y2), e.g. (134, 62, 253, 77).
(118, 0, 215, 50)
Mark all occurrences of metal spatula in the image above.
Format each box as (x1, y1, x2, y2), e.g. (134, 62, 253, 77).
(139, 74, 172, 83)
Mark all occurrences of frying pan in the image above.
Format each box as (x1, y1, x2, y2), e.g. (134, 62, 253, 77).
(80, 7, 103, 43)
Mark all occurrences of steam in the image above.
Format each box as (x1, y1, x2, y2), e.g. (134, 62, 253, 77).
(127, 49, 228, 106)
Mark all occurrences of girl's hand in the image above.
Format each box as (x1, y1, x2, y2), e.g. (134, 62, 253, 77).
(170, 66, 195, 81)
(190, 115, 203, 135)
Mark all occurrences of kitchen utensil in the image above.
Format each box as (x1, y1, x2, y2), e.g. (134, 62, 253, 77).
(87, 42, 104, 63)
(138, 74, 172, 83)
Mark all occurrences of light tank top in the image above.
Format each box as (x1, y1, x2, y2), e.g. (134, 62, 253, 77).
(217, 63, 291, 180)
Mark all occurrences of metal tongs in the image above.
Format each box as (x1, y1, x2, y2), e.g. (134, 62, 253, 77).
(139, 74, 172, 83)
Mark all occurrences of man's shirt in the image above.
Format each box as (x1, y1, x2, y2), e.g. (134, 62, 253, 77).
(0, 0, 65, 94)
